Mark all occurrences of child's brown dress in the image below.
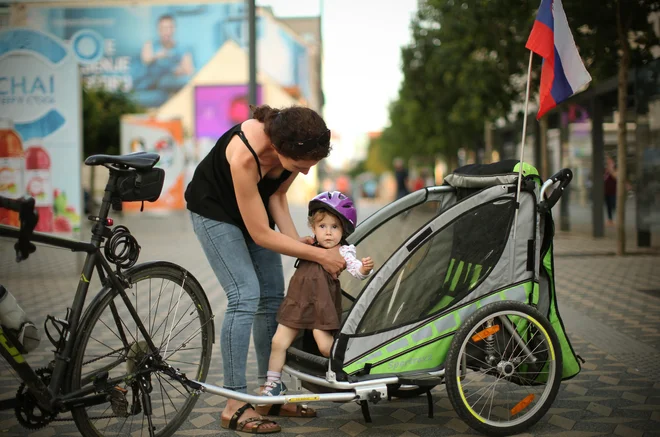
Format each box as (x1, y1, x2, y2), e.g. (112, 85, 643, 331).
(276, 259, 343, 331)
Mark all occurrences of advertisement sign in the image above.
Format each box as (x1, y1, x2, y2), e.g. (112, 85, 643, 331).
(120, 116, 186, 212)
(0, 28, 82, 234)
(195, 85, 262, 140)
(27, 3, 310, 108)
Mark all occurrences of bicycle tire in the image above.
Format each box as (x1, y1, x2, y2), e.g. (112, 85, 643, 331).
(67, 263, 214, 437)
(445, 301, 562, 436)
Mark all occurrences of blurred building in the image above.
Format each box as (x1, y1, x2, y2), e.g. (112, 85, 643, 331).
(5, 0, 324, 205)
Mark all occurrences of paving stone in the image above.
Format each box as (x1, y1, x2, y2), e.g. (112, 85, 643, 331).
(390, 409, 415, 423)
(586, 402, 612, 417)
(597, 375, 621, 385)
(548, 415, 576, 430)
(566, 385, 589, 396)
(444, 418, 470, 433)
(188, 414, 215, 428)
(613, 424, 644, 437)
(339, 420, 367, 436)
(622, 392, 647, 404)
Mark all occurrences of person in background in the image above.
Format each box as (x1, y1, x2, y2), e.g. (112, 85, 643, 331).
(393, 157, 409, 200)
(604, 155, 617, 227)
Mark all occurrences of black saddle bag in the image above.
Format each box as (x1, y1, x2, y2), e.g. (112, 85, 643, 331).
(116, 168, 165, 202)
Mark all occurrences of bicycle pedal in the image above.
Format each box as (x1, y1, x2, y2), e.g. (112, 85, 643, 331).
(109, 386, 130, 418)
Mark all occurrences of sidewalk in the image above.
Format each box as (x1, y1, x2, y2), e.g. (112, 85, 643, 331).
(0, 205, 659, 436)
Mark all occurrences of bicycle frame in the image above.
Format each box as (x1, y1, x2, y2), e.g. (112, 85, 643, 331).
(0, 172, 160, 412)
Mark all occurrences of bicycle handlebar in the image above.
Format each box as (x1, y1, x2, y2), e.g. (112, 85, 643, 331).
(0, 195, 39, 262)
(0, 196, 25, 212)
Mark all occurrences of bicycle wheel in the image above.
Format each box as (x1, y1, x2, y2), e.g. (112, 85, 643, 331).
(67, 263, 214, 437)
(445, 301, 562, 436)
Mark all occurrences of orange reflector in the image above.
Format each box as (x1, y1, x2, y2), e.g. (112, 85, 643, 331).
(510, 394, 535, 416)
(471, 325, 500, 342)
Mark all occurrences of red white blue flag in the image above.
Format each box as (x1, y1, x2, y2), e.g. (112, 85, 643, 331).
(526, 0, 591, 119)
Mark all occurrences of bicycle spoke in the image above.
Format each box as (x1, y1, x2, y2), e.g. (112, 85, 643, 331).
(163, 276, 187, 358)
(72, 268, 211, 437)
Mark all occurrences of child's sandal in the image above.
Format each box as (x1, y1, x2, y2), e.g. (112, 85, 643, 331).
(261, 381, 287, 396)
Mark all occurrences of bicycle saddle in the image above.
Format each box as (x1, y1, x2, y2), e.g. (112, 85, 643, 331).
(85, 152, 160, 171)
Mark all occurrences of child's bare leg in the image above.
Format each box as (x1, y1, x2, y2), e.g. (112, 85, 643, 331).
(312, 329, 334, 357)
(261, 325, 298, 396)
(268, 324, 299, 374)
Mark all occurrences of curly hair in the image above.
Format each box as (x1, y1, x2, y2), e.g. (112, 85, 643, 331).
(251, 104, 332, 161)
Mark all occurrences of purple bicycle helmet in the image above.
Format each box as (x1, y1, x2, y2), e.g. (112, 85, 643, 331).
(308, 191, 357, 235)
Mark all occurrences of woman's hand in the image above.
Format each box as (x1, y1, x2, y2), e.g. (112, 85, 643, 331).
(299, 236, 315, 245)
(319, 246, 346, 278)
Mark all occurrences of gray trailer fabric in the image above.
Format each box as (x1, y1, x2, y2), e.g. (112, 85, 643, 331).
(347, 187, 456, 245)
(340, 184, 513, 337)
(335, 184, 542, 365)
(444, 173, 519, 188)
(335, 184, 522, 362)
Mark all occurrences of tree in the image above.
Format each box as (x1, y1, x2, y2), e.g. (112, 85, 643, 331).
(563, 0, 659, 255)
(382, 0, 537, 170)
(386, 0, 658, 255)
(363, 134, 389, 176)
(82, 86, 143, 206)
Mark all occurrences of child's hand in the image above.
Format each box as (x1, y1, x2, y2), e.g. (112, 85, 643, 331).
(360, 257, 374, 274)
(299, 236, 315, 245)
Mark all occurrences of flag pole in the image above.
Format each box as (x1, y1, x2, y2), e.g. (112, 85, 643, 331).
(512, 50, 535, 241)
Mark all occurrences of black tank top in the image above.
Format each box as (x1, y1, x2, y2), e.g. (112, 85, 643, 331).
(185, 123, 292, 239)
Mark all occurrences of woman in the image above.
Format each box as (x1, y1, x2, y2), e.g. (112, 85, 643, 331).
(185, 105, 346, 433)
(604, 155, 617, 226)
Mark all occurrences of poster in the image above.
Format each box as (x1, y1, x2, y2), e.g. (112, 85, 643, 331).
(27, 3, 310, 108)
(120, 115, 185, 212)
(195, 84, 262, 140)
(0, 28, 82, 234)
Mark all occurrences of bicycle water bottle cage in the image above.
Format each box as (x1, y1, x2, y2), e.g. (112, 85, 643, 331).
(44, 308, 70, 352)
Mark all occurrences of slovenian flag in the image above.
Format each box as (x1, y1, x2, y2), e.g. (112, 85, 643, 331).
(526, 0, 591, 119)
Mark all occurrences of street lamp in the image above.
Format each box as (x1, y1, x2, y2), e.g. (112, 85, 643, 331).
(247, 0, 257, 107)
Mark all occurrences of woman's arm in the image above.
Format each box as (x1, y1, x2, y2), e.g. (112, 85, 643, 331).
(229, 142, 344, 274)
(268, 172, 300, 240)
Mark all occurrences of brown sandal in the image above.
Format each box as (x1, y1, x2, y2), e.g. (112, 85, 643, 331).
(220, 403, 281, 434)
(255, 403, 317, 417)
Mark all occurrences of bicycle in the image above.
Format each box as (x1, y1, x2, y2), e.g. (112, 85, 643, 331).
(0, 152, 215, 437)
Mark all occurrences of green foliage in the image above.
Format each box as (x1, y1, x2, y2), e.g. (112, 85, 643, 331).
(82, 86, 143, 158)
(382, 0, 659, 167)
(382, 0, 537, 165)
(563, 0, 659, 84)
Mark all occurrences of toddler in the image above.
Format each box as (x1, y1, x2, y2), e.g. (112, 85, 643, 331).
(261, 191, 373, 396)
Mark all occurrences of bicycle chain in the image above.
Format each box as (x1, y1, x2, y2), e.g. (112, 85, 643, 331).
(81, 345, 127, 366)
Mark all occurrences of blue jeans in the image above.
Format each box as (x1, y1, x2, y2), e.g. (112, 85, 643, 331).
(191, 212, 284, 393)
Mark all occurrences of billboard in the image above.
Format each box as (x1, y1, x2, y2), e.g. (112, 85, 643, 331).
(0, 28, 82, 234)
(26, 3, 310, 108)
(120, 116, 186, 212)
(195, 84, 263, 140)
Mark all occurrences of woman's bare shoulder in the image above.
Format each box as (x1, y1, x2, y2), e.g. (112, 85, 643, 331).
(241, 119, 269, 148)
